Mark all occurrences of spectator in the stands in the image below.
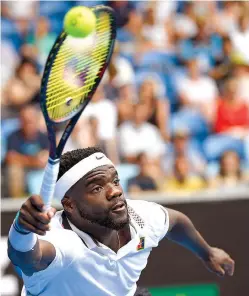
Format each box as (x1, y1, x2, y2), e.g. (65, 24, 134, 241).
(209, 36, 234, 88)
(177, 58, 218, 123)
(174, 1, 198, 40)
(209, 150, 249, 188)
(213, 78, 249, 139)
(138, 78, 170, 141)
(2, 58, 40, 118)
(178, 18, 223, 73)
(107, 0, 137, 28)
(232, 60, 249, 106)
(141, 2, 174, 50)
(117, 83, 137, 125)
(230, 13, 249, 62)
(1, 40, 20, 96)
(1, 1, 37, 36)
(213, 1, 240, 37)
(118, 102, 165, 163)
(116, 4, 143, 43)
(127, 153, 158, 193)
(58, 117, 99, 154)
(78, 85, 119, 164)
(26, 16, 57, 67)
(5, 105, 49, 197)
(161, 155, 206, 194)
(104, 42, 136, 100)
(164, 128, 206, 177)
(116, 5, 153, 66)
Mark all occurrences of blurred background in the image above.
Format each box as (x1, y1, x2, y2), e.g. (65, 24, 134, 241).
(1, 1, 249, 296)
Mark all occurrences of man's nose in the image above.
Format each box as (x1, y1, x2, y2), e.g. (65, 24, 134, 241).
(106, 184, 122, 200)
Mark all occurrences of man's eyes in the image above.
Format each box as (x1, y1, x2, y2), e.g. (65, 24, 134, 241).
(92, 186, 102, 193)
(113, 178, 120, 186)
(90, 178, 120, 192)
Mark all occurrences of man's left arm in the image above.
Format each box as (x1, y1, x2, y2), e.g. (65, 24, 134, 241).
(165, 208, 235, 277)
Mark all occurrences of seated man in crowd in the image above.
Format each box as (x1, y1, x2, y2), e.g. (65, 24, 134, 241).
(161, 155, 206, 195)
(5, 105, 49, 197)
(78, 85, 119, 164)
(164, 128, 206, 177)
(177, 58, 218, 123)
(127, 153, 158, 194)
(118, 102, 165, 164)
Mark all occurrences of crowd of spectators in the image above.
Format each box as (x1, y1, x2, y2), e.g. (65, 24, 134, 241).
(1, 1, 249, 198)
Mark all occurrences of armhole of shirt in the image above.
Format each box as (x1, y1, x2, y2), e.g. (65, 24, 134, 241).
(159, 206, 170, 239)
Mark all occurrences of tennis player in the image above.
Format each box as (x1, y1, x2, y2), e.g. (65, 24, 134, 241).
(8, 147, 234, 296)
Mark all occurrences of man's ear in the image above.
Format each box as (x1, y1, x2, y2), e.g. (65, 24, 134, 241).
(61, 196, 73, 213)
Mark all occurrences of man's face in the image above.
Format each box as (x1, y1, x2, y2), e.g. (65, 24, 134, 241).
(20, 107, 39, 138)
(67, 165, 129, 230)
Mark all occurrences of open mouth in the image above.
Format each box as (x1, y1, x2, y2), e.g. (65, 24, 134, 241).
(111, 202, 126, 213)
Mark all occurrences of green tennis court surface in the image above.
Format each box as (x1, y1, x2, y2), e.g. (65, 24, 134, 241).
(149, 283, 219, 296)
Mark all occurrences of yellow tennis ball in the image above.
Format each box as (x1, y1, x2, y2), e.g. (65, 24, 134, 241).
(64, 6, 96, 38)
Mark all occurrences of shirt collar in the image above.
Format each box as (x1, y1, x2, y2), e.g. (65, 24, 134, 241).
(67, 217, 97, 249)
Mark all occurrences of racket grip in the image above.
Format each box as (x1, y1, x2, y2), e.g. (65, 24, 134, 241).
(40, 158, 60, 211)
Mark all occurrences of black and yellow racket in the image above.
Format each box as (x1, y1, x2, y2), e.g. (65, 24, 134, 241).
(39, 6, 116, 209)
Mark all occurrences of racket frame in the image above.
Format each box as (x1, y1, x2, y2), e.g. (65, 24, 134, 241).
(39, 6, 116, 208)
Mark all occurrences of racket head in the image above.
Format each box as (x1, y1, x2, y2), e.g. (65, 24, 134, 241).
(40, 5, 116, 126)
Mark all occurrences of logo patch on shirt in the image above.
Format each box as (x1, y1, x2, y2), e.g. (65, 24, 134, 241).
(137, 237, 145, 251)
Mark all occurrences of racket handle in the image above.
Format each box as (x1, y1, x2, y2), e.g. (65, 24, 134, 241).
(40, 158, 60, 211)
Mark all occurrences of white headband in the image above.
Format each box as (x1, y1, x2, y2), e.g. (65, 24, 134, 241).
(54, 152, 114, 200)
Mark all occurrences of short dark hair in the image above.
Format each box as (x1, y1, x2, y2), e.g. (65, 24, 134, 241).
(57, 147, 104, 181)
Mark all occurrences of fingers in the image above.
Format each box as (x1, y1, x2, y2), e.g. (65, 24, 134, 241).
(47, 208, 56, 219)
(23, 200, 56, 224)
(30, 195, 45, 212)
(18, 195, 57, 235)
(216, 265, 225, 277)
(18, 214, 46, 236)
(223, 258, 235, 276)
(19, 209, 50, 232)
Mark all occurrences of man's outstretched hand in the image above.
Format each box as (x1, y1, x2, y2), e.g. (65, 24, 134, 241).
(203, 247, 235, 277)
(17, 195, 56, 236)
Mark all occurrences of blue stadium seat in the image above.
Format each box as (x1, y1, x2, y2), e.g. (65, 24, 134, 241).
(1, 18, 22, 50)
(203, 134, 245, 162)
(49, 17, 64, 34)
(2, 118, 20, 139)
(116, 164, 139, 193)
(39, 1, 73, 18)
(1, 18, 17, 35)
(138, 51, 178, 74)
(170, 108, 210, 141)
(26, 170, 44, 195)
(135, 71, 167, 98)
(136, 51, 181, 110)
(1, 118, 21, 162)
(75, 1, 107, 6)
(206, 161, 219, 178)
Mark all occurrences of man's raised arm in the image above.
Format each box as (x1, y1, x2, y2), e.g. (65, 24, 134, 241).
(8, 195, 56, 276)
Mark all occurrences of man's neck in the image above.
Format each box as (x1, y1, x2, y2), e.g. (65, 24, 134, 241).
(66, 214, 130, 251)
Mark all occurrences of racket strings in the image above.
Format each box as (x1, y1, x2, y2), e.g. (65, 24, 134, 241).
(46, 22, 111, 98)
(47, 30, 109, 99)
(45, 9, 114, 121)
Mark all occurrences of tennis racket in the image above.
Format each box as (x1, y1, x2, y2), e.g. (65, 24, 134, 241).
(39, 5, 116, 210)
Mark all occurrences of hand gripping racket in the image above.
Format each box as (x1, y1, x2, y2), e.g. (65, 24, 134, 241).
(39, 6, 116, 210)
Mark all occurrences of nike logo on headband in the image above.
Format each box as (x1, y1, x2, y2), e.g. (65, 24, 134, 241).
(96, 156, 104, 160)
